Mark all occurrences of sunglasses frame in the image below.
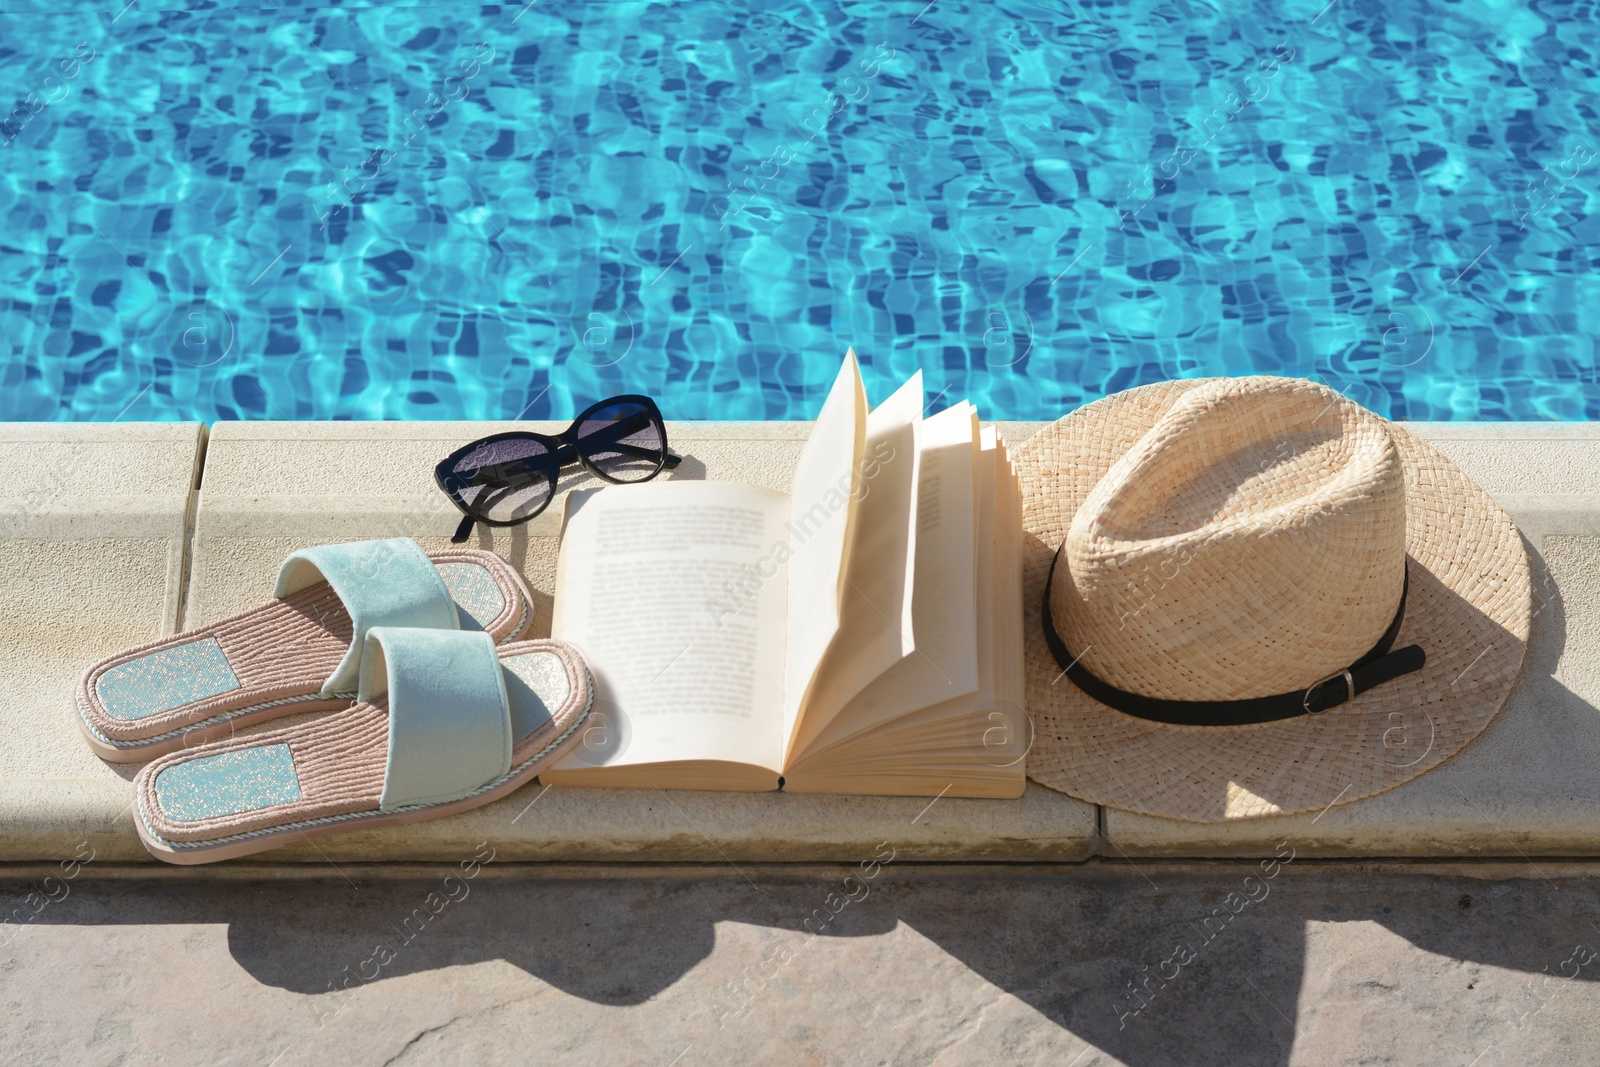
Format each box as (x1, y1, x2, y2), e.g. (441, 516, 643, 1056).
(434, 394, 682, 541)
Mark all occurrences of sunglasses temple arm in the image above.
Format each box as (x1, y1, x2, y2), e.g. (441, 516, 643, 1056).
(451, 513, 475, 544)
(662, 451, 683, 469)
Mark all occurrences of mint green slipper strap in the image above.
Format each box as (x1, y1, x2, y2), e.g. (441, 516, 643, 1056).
(360, 627, 512, 812)
(274, 538, 460, 696)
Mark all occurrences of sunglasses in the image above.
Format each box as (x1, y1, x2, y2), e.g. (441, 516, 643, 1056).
(435, 395, 683, 543)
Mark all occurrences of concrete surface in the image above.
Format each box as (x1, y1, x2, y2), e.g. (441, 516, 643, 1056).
(0, 423, 203, 858)
(4, 860, 1598, 1066)
(7, 420, 1600, 865)
(1105, 426, 1600, 857)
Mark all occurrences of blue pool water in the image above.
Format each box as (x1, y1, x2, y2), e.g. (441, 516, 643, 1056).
(2, 0, 1598, 422)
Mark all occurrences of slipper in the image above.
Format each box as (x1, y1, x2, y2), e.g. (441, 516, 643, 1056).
(77, 538, 534, 763)
(132, 628, 594, 865)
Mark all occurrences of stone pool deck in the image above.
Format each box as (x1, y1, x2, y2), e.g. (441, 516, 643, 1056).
(9, 861, 1599, 1066)
(4, 420, 1600, 866)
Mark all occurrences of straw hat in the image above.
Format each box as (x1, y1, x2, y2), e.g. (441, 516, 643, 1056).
(1017, 376, 1531, 822)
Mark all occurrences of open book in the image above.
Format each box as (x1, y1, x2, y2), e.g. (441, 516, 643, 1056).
(542, 352, 1025, 797)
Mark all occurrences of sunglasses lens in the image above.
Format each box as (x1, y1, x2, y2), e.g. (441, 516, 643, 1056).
(576, 400, 667, 482)
(447, 437, 554, 522)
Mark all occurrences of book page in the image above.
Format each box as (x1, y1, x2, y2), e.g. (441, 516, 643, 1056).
(847, 433, 1025, 773)
(781, 350, 867, 749)
(788, 402, 980, 762)
(784, 371, 923, 758)
(989, 431, 1027, 767)
(547, 481, 791, 774)
(852, 370, 922, 659)
(784, 430, 1027, 797)
(795, 426, 996, 764)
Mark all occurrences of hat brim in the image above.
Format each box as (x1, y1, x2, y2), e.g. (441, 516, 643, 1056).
(1017, 379, 1532, 822)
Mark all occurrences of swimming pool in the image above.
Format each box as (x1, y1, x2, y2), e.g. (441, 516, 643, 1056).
(2, 0, 1597, 422)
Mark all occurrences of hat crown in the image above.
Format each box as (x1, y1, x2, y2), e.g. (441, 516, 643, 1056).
(1054, 376, 1408, 701)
